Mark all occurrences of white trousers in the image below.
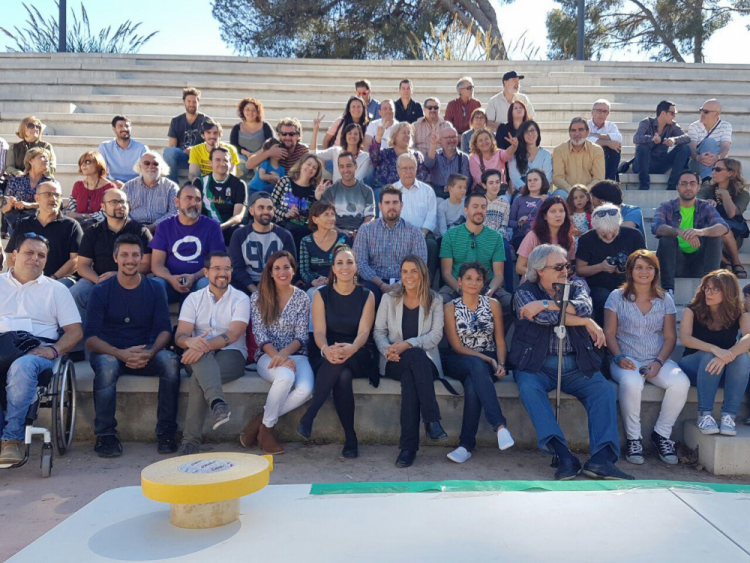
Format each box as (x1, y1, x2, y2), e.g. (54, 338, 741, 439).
(256, 353, 314, 428)
(610, 358, 690, 440)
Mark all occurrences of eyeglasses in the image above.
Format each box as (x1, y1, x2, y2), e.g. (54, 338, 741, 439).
(142, 160, 159, 167)
(593, 208, 618, 219)
(678, 181, 700, 187)
(279, 132, 298, 137)
(26, 123, 42, 130)
(713, 167, 728, 172)
(666, 111, 677, 116)
(105, 199, 127, 206)
(703, 286, 722, 294)
(209, 266, 233, 273)
(543, 262, 573, 272)
(593, 109, 609, 114)
(460, 85, 474, 90)
(425, 105, 440, 111)
(699, 109, 717, 114)
(37, 192, 61, 200)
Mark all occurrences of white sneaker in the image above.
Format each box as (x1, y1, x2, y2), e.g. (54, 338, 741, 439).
(697, 414, 720, 435)
(719, 414, 737, 436)
(497, 428, 514, 450)
(447, 446, 472, 464)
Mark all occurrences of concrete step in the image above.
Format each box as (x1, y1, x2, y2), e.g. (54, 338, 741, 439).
(684, 420, 750, 475)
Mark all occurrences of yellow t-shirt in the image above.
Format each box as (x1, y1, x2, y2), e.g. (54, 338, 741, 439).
(188, 142, 240, 176)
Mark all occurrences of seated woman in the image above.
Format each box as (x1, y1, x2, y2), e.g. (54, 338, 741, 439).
(311, 114, 371, 182)
(297, 245, 377, 459)
(1, 147, 52, 233)
(679, 269, 750, 437)
(495, 100, 529, 150)
(323, 96, 369, 149)
(240, 251, 314, 455)
(516, 195, 575, 277)
(697, 158, 749, 279)
(373, 255, 446, 468)
(604, 250, 689, 466)
(443, 262, 514, 464)
(271, 153, 327, 248)
(299, 201, 352, 299)
(509, 168, 550, 249)
(468, 128, 517, 191)
(368, 122, 428, 189)
(461, 108, 487, 154)
(230, 97, 274, 182)
(5, 115, 57, 177)
(65, 150, 115, 229)
(508, 121, 552, 194)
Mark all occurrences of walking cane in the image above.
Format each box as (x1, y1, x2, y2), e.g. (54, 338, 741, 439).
(550, 281, 571, 468)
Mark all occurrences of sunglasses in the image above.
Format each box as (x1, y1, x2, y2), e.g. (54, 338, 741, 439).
(713, 167, 728, 172)
(142, 160, 159, 167)
(19, 232, 50, 245)
(543, 262, 573, 272)
(26, 123, 42, 130)
(425, 105, 440, 111)
(470, 232, 477, 250)
(279, 132, 298, 137)
(699, 109, 717, 114)
(593, 208, 618, 219)
(460, 85, 474, 91)
(469, 312, 478, 331)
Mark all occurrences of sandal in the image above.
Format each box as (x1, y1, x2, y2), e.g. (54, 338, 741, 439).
(732, 264, 747, 279)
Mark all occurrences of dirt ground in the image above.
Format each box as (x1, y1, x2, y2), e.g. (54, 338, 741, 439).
(3, 440, 750, 560)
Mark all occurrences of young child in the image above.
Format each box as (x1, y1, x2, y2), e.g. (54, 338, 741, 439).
(509, 168, 549, 249)
(437, 173, 468, 236)
(482, 168, 511, 239)
(247, 138, 285, 194)
(567, 184, 593, 240)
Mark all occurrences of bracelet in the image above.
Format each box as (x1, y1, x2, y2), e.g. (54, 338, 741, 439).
(653, 358, 664, 367)
(220, 333, 230, 346)
(50, 346, 59, 359)
(613, 354, 626, 365)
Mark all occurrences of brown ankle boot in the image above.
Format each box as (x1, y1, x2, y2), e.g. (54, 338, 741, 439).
(258, 423, 285, 455)
(239, 414, 263, 449)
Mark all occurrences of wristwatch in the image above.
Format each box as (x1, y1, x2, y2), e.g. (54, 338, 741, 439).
(542, 300, 549, 310)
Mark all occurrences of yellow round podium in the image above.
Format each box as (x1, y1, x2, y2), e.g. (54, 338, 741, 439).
(141, 453, 273, 529)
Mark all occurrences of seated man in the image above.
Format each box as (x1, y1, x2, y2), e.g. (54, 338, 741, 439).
(0, 234, 82, 465)
(632, 100, 691, 191)
(689, 99, 732, 182)
(122, 151, 178, 232)
(424, 123, 472, 198)
(85, 234, 180, 457)
(98, 115, 149, 187)
(439, 192, 513, 328)
(174, 251, 250, 455)
(653, 171, 728, 293)
(364, 99, 399, 151)
(356, 79, 380, 121)
(320, 151, 375, 236)
(413, 97, 448, 155)
(6, 180, 82, 288)
(229, 191, 296, 297)
(512, 243, 633, 481)
(485, 70, 535, 129)
(150, 184, 226, 303)
(575, 203, 646, 326)
(552, 118, 605, 195)
(193, 146, 247, 246)
(352, 185, 428, 304)
(589, 180, 645, 239)
(393, 153, 438, 279)
(444, 76, 482, 135)
(188, 119, 240, 183)
(394, 79, 424, 124)
(587, 99, 623, 181)
(71, 189, 153, 329)
(164, 87, 211, 184)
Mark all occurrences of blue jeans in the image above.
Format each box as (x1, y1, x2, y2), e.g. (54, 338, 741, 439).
(442, 350, 506, 451)
(633, 142, 691, 190)
(0, 354, 55, 440)
(515, 354, 620, 461)
(91, 350, 181, 437)
(152, 275, 209, 304)
(691, 137, 720, 180)
(678, 350, 750, 417)
(163, 147, 189, 185)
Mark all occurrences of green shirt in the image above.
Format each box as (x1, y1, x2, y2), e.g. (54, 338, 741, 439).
(678, 205, 698, 254)
(439, 223, 505, 280)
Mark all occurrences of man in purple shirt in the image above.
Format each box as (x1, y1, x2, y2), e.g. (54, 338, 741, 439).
(150, 184, 226, 303)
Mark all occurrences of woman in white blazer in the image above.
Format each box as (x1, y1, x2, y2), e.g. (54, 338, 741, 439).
(374, 254, 446, 469)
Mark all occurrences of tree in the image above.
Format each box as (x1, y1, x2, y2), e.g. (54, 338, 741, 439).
(211, 0, 513, 60)
(1, 1, 158, 54)
(546, 0, 750, 62)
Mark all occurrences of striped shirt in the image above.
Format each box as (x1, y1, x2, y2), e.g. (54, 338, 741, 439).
(604, 289, 676, 362)
(394, 179, 437, 233)
(439, 224, 505, 280)
(353, 217, 427, 282)
(688, 119, 733, 146)
(123, 176, 179, 226)
(423, 149, 472, 191)
(279, 142, 309, 172)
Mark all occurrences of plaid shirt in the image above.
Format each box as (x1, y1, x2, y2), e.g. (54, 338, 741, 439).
(513, 280, 593, 356)
(651, 198, 728, 236)
(423, 149, 472, 191)
(353, 217, 427, 281)
(123, 176, 178, 225)
(632, 117, 690, 146)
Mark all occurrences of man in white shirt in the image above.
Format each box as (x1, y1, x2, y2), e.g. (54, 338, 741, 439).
(486, 71, 535, 130)
(688, 98, 732, 181)
(364, 99, 399, 151)
(174, 251, 250, 455)
(0, 233, 82, 464)
(587, 99, 624, 181)
(393, 152, 438, 279)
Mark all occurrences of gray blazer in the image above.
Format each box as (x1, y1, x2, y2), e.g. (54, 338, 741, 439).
(373, 291, 444, 377)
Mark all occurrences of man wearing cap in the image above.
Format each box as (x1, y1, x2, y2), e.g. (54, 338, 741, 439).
(486, 71, 536, 130)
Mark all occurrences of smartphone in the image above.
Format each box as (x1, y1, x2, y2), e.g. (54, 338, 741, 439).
(180, 276, 187, 285)
(639, 366, 649, 375)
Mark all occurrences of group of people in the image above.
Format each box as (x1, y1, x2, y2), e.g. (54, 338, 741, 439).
(0, 71, 748, 480)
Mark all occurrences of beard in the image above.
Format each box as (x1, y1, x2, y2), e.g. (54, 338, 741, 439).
(182, 207, 200, 219)
(255, 213, 272, 226)
(570, 138, 586, 146)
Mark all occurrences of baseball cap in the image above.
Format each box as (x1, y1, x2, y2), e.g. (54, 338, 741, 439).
(249, 191, 273, 205)
(502, 71, 524, 82)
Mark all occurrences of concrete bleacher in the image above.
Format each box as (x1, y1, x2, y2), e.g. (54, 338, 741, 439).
(4, 53, 750, 470)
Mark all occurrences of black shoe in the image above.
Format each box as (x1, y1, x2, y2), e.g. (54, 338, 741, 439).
(296, 421, 312, 440)
(424, 421, 448, 442)
(395, 449, 416, 468)
(583, 460, 635, 480)
(554, 456, 581, 481)
(157, 434, 178, 454)
(95, 435, 122, 458)
(342, 442, 358, 459)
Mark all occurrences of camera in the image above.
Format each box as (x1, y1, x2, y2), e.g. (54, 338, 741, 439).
(606, 252, 628, 273)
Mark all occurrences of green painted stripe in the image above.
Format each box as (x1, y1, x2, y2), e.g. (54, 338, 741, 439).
(310, 480, 750, 495)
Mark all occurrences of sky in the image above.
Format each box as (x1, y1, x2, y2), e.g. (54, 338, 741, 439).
(1, 0, 749, 63)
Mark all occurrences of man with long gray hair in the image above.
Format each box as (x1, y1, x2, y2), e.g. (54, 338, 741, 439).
(511, 244, 633, 481)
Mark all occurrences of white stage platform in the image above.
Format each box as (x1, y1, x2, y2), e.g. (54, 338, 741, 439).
(9, 483, 750, 562)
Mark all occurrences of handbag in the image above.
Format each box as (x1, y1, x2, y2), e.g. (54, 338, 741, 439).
(0, 330, 43, 410)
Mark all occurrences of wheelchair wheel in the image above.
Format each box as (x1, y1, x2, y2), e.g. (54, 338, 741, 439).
(52, 361, 76, 455)
(41, 444, 53, 478)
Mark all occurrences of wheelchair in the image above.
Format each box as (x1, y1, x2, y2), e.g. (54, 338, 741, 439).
(0, 355, 77, 477)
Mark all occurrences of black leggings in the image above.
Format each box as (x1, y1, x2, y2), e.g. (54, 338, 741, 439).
(301, 359, 357, 446)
